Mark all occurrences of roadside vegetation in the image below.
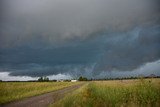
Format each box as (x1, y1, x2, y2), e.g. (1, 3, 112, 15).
(52, 78, 160, 107)
(0, 82, 80, 104)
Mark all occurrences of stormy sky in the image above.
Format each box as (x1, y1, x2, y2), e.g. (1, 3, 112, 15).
(0, 0, 160, 80)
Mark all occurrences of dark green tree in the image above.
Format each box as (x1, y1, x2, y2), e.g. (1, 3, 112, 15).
(44, 76, 49, 82)
(78, 76, 88, 81)
(38, 77, 43, 82)
(38, 76, 49, 82)
(78, 76, 83, 81)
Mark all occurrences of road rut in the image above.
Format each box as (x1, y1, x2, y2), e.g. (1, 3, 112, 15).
(1, 83, 84, 107)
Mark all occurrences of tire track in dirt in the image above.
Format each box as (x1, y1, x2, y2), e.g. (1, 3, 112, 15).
(1, 83, 84, 107)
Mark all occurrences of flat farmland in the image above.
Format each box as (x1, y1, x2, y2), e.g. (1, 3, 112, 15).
(0, 81, 81, 104)
(1, 79, 160, 107)
(52, 78, 160, 107)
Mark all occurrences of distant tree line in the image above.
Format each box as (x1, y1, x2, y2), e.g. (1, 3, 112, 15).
(38, 76, 49, 82)
(1, 74, 159, 82)
(90, 75, 160, 81)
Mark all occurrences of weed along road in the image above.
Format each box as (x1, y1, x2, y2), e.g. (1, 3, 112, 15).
(1, 83, 84, 107)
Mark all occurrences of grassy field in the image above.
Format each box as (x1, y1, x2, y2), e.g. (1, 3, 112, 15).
(52, 78, 160, 107)
(0, 81, 80, 104)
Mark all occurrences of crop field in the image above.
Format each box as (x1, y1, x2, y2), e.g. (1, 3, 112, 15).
(0, 81, 80, 104)
(52, 78, 160, 107)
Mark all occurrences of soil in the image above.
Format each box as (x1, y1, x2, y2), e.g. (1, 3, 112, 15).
(1, 83, 84, 107)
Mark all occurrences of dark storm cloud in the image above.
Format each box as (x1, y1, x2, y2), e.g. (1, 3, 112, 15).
(0, 26, 160, 77)
(93, 26, 160, 75)
(0, 0, 160, 78)
(0, 35, 104, 77)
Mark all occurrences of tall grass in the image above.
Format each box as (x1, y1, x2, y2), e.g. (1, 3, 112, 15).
(52, 79, 160, 107)
(0, 82, 80, 104)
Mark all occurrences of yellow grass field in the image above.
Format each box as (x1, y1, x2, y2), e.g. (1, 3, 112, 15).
(52, 78, 160, 107)
(0, 82, 80, 104)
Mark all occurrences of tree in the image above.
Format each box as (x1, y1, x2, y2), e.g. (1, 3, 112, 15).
(38, 77, 43, 82)
(78, 76, 83, 81)
(44, 76, 49, 82)
(78, 76, 88, 81)
(38, 76, 49, 82)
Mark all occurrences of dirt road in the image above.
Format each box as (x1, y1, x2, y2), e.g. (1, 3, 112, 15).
(1, 83, 84, 107)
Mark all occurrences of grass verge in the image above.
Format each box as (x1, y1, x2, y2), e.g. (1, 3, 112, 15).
(0, 82, 80, 104)
(52, 79, 160, 107)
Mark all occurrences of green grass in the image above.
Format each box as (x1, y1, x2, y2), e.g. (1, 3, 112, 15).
(0, 82, 80, 104)
(52, 79, 160, 107)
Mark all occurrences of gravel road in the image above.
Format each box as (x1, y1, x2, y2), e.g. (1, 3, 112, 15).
(1, 83, 84, 107)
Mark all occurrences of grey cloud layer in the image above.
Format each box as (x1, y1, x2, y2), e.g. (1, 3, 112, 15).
(1, 0, 160, 48)
(0, 0, 160, 78)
